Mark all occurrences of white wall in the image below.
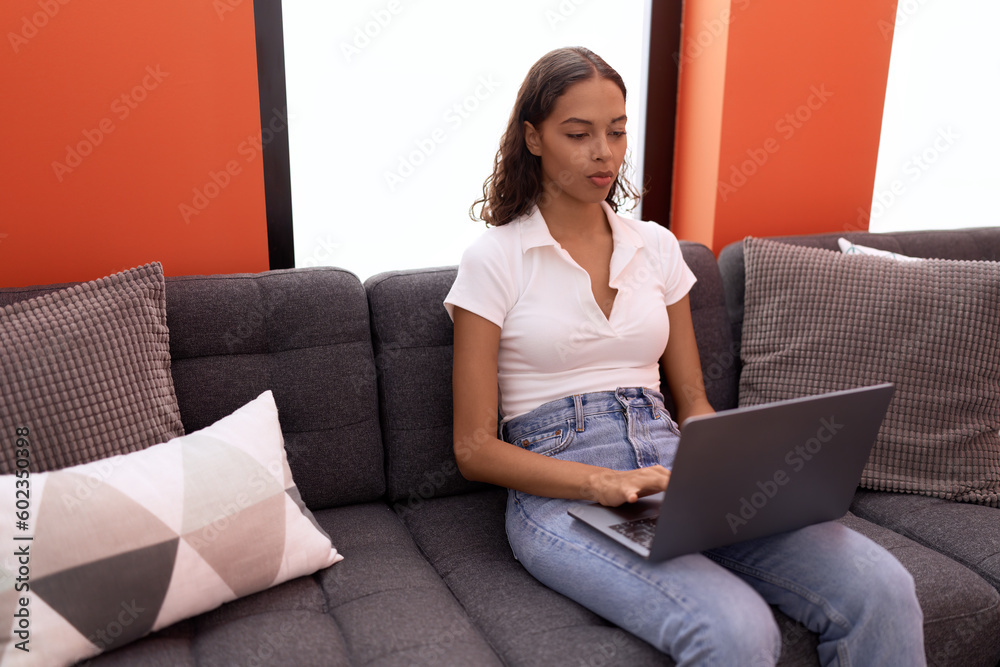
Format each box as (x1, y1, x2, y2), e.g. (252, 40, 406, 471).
(283, 0, 649, 279)
(870, 1, 999, 233)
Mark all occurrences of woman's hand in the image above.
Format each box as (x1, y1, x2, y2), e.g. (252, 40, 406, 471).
(584, 465, 671, 507)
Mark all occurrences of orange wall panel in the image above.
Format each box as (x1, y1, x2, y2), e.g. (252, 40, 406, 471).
(672, 0, 898, 253)
(0, 0, 269, 287)
(669, 0, 732, 250)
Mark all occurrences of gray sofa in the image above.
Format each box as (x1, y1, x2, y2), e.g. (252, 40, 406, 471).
(14, 227, 995, 665)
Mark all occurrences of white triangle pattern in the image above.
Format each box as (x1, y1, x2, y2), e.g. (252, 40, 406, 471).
(153, 538, 236, 632)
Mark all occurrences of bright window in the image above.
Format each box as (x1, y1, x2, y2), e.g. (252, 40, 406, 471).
(283, 0, 650, 279)
(870, 1, 999, 233)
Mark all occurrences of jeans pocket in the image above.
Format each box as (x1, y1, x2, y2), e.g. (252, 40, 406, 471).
(511, 420, 575, 457)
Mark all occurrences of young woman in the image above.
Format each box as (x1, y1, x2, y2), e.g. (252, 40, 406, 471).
(445, 47, 925, 666)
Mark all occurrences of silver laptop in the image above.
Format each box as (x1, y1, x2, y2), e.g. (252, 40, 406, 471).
(568, 384, 895, 561)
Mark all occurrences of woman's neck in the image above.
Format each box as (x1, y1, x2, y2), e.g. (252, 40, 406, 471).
(537, 197, 609, 242)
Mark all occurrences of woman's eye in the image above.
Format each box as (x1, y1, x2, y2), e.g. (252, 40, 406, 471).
(610, 131, 626, 137)
(567, 133, 587, 139)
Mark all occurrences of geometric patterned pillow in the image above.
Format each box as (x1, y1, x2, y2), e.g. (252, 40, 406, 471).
(739, 237, 1000, 507)
(0, 263, 184, 473)
(0, 391, 342, 666)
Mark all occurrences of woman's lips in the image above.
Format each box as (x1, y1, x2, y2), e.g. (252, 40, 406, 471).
(588, 174, 614, 187)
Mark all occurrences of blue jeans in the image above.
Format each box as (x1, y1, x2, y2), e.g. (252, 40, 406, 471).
(501, 388, 925, 666)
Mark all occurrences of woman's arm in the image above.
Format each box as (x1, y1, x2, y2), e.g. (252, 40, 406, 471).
(452, 306, 669, 506)
(661, 294, 715, 425)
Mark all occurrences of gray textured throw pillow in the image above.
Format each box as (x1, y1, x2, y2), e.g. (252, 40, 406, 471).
(0, 263, 184, 473)
(739, 238, 1000, 507)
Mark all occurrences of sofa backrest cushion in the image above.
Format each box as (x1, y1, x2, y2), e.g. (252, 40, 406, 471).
(718, 227, 1000, 359)
(673, 241, 738, 414)
(366, 242, 736, 506)
(164, 268, 384, 510)
(365, 267, 490, 506)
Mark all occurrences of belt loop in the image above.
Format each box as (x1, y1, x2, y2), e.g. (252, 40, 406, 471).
(573, 394, 585, 432)
(642, 387, 660, 418)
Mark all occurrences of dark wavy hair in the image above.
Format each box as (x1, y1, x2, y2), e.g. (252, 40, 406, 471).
(471, 47, 642, 227)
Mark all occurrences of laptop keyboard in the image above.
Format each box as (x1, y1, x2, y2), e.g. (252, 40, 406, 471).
(608, 516, 658, 549)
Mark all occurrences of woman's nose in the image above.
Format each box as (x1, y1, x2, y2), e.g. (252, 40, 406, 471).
(592, 135, 612, 161)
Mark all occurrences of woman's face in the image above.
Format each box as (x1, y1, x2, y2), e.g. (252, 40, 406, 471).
(524, 76, 628, 210)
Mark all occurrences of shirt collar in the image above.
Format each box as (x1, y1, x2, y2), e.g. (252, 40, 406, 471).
(517, 200, 644, 254)
(602, 200, 644, 252)
(517, 206, 558, 253)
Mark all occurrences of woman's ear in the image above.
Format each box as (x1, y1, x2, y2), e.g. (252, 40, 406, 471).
(523, 121, 542, 157)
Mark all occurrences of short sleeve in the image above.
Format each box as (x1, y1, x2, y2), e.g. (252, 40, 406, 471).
(656, 225, 697, 305)
(444, 232, 517, 328)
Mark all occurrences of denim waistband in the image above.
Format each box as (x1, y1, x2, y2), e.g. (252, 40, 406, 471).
(501, 387, 665, 443)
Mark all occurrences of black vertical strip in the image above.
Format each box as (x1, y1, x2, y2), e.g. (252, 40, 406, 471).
(642, 0, 685, 229)
(253, 0, 295, 269)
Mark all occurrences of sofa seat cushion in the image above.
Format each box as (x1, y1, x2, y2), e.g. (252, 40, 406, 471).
(851, 489, 1000, 594)
(396, 489, 676, 666)
(83, 502, 500, 666)
(400, 490, 817, 666)
(315, 502, 501, 666)
(838, 511, 1000, 666)
(83, 576, 347, 666)
(399, 489, 1000, 667)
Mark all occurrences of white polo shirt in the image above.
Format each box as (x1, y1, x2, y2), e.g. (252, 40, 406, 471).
(444, 200, 696, 421)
